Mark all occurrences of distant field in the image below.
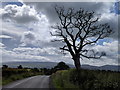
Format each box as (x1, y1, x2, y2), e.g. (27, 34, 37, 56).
(51, 69, 120, 90)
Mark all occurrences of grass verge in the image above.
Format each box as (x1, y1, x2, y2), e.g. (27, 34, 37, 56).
(51, 69, 120, 90)
(51, 69, 79, 90)
(2, 68, 42, 85)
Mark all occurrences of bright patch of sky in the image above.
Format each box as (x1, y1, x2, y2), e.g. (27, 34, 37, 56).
(97, 38, 114, 45)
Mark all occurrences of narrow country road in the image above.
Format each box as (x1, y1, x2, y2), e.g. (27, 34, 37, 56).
(2, 75, 50, 90)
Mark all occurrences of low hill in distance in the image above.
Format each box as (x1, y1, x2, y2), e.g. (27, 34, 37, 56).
(82, 64, 120, 72)
(2, 62, 59, 69)
(2, 61, 120, 71)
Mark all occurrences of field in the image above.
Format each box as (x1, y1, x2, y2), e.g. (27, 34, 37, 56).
(51, 69, 120, 90)
(2, 68, 43, 85)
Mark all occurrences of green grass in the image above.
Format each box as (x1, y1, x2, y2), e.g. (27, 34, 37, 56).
(51, 69, 79, 90)
(51, 69, 120, 90)
(2, 68, 43, 85)
(0, 77, 2, 86)
(2, 73, 41, 85)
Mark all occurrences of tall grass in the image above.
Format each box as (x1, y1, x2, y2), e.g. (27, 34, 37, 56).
(51, 69, 79, 89)
(51, 69, 120, 90)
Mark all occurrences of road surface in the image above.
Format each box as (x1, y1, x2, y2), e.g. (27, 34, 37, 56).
(2, 75, 50, 89)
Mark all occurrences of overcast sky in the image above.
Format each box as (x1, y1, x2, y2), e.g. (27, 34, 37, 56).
(0, 0, 120, 66)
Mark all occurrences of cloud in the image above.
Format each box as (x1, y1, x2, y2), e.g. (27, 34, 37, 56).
(13, 47, 59, 56)
(2, 46, 70, 63)
(1, 21, 27, 37)
(24, 2, 115, 22)
(0, 42, 5, 49)
(2, 47, 50, 62)
(99, 13, 118, 39)
(1, 4, 40, 24)
(1, 21, 27, 49)
(74, 40, 118, 66)
(2, 41, 118, 66)
(0, 35, 13, 39)
(94, 41, 118, 58)
(24, 2, 118, 40)
(20, 31, 36, 46)
(1, 3, 52, 49)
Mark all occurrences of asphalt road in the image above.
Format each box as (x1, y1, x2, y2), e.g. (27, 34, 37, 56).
(2, 75, 50, 89)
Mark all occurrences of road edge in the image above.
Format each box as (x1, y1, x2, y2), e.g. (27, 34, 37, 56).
(49, 76, 56, 90)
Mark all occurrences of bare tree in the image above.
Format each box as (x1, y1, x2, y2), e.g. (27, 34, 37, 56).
(51, 6, 113, 70)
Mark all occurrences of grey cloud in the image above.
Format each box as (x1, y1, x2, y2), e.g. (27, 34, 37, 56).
(24, 2, 113, 23)
(0, 42, 5, 49)
(24, 2, 118, 39)
(0, 35, 13, 39)
(2, 41, 118, 66)
(1, 4, 39, 24)
(24, 32, 35, 40)
(2, 46, 64, 63)
(20, 31, 36, 46)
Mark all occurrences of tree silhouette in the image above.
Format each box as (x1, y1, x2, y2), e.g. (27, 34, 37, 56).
(2, 65, 8, 69)
(18, 65, 23, 69)
(54, 61, 70, 70)
(51, 6, 113, 70)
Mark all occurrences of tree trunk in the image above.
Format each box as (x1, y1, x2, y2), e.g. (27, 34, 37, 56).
(73, 55, 81, 70)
